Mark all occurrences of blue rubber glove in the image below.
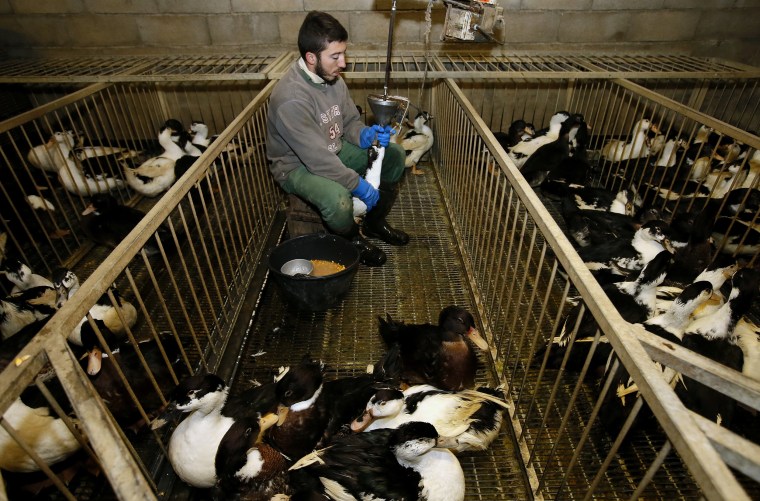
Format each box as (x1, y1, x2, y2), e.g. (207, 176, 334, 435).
(376, 125, 394, 148)
(359, 124, 385, 149)
(350, 178, 380, 212)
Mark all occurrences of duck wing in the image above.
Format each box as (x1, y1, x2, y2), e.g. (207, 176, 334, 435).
(289, 429, 419, 501)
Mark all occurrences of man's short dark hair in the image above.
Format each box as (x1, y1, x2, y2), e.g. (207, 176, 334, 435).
(298, 11, 348, 60)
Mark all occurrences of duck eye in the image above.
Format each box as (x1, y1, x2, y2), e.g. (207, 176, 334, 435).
(284, 390, 293, 398)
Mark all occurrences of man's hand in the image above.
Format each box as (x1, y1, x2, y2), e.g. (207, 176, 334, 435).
(360, 124, 388, 149)
(376, 125, 394, 148)
(350, 178, 380, 211)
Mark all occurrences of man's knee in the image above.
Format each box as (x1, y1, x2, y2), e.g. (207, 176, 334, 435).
(318, 190, 354, 232)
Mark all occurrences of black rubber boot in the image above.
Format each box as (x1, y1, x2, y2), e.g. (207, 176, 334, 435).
(362, 183, 410, 246)
(336, 223, 386, 267)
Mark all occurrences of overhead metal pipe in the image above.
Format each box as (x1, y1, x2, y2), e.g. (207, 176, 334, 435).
(382, 0, 397, 98)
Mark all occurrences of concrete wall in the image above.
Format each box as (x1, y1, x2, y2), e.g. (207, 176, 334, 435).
(0, 1, 757, 66)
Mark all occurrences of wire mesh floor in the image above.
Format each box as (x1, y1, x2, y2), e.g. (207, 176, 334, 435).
(230, 160, 532, 501)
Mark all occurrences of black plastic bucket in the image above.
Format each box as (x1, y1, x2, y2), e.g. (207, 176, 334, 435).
(267, 233, 360, 311)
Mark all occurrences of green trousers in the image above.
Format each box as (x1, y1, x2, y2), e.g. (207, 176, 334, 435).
(282, 141, 405, 233)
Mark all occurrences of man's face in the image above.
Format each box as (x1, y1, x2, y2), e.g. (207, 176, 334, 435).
(314, 41, 347, 85)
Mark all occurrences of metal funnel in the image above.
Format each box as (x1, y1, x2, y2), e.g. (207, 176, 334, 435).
(367, 94, 402, 127)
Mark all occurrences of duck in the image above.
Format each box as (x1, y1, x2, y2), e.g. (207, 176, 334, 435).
(601, 118, 659, 162)
(212, 415, 288, 500)
(520, 114, 581, 187)
(153, 373, 279, 489)
(654, 137, 688, 168)
(71, 135, 138, 183)
(317, 370, 398, 449)
(52, 268, 138, 347)
(578, 219, 672, 278)
(189, 121, 212, 151)
(665, 210, 717, 284)
(509, 110, 570, 169)
(353, 143, 384, 217)
(539, 250, 673, 374)
(546, 115, 592, 186)
(683, 125, 730, 170)
(734, 318, 760, 382)
(81, 193, 176, 257)
(289, 421, 465, 501)
(1, 259, 53, 293)
(0, 397, 82, 473)
(711, 216, 760, 256)
(376, 305, 489, 391)
(0, 285, 62, 339)
(71, 320, 190, 431)
(493, 119, 534, 151)
(560, 197, 660, 249)
(541, 182, 641, 216)
(122, 126, 185, 197)
(676, 268, 760, 427)
(57, 160, 126, 197)
(266, 359, 329, 461)
(350, 384, 507, 452)
(48, 135, 126, 196)
(708, 187, 760, 223)
(396, 111, 434, 175)
(656, 258, 739, 319)
(599, 280, 715, 433)
(26, 131, 76, 173)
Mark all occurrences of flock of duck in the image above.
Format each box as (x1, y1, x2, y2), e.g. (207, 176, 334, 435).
(0, 259, 164, 480)
(149, 305, 505, 500)
(26, 118, 216, 200)
(493, 110, 760, 441)
(0, 289, 505, 499)
(146, 306, 505, 501)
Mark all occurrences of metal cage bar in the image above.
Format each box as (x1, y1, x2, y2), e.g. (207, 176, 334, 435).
(434, 76, 756, 499)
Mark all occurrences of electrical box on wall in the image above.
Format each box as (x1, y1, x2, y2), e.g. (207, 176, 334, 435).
(441, 0, 504, 43)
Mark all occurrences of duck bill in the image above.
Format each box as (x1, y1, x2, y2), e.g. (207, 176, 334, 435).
(86, 347, 103, 376)
(276, 404, 290, 426)
(350, 409, 375, 432)
(436, 435, 460, 450)
(663, 239, 675, 254)
(256, 412, 279, 443)
(467, 327, 489, 351)
(150, 403, 182, 430)
(81, 203, 97, 216)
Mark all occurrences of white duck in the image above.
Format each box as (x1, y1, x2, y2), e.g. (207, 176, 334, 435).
(396, 111, 434, 175)
(123, 126, 184, 197)
(734, 318, 760, 382)
(353, 143, 384, 217)
(52, 269, 138, 350)
(189, 121, 211, 151)
(350, 384, 506, 452)
(26, 131, 76, 173)
(601, 118, 659, 161)
(0, 397, 81, 473)
(156, 374, 278, 489)
(655, 137, 687, 168)
(1, 259, 53, 293)
(52, 138, 126, 196)
(291, 421, 465, 501)
(509, 111, 570, 169)
(0, 285, 61, 339)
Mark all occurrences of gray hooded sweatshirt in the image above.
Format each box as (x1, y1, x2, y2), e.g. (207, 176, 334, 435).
(266, 59, 365, 191)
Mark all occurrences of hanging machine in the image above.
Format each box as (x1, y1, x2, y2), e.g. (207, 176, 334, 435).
(367, 0, 505, 129)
